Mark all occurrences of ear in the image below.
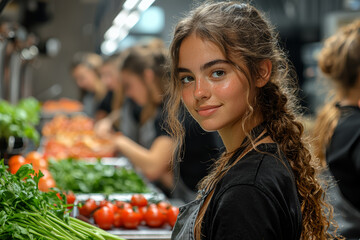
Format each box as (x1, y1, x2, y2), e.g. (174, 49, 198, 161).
(144, 68, 155, 86)
(255, 59, 272, 88)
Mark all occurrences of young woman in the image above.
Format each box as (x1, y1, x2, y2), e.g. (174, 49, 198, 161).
(96, 42, 224, 200)
(71, 52, 107, 120)
(166, 1, 337, 239)
(312, 19, 360, 237)
(99, 53, 125, 118)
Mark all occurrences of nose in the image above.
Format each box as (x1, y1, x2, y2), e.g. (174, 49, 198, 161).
(194, 77, 210, 100)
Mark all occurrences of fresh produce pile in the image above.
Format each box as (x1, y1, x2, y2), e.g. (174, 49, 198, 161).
(48, 158, 149, 194)
(8, 151, 56, 192)
(42, 98, 83, 113)
(0, 97, 41, 144)
(77, 194, 179, 230)
(0, 160, 125, 240)
(42, 115, 114, 159)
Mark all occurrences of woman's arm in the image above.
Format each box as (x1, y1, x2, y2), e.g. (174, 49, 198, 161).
(114, 134, 175, 181)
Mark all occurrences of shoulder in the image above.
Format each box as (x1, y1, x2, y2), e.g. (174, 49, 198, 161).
(203, 144, 302, 239)
(218, 143, 296, 196)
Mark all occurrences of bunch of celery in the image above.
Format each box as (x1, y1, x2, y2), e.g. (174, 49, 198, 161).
(0, 160, 125, 240)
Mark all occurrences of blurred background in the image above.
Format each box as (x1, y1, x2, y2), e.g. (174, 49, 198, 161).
(0, 0, 359, 115)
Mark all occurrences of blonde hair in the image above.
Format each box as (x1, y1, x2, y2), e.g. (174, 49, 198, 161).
(312, 19, 360, 166)
(166, 1, 339, 239)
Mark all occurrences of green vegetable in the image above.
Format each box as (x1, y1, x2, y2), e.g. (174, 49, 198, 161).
(0, 98, 41, 144)
(48, 158, 149, 194)
(0, 160, 125, 240)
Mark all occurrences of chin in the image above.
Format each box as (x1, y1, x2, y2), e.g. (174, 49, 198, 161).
(197, 120, 221, 132)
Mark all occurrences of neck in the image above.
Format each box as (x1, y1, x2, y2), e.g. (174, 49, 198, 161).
(219, 114, 263, 153)
(340, 78, 360, 107)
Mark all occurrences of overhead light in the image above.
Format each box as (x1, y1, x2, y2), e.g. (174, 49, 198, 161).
(113, 10, 128, 26)
(123, 0, 140, 10)
(138, 0, 155, 11)
(104, 25, 120, 40)
(125, 11, 140, 29)
(101, 40, 118, 55)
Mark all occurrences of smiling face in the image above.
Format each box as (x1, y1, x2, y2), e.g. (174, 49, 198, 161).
(178, 34, 254, 133)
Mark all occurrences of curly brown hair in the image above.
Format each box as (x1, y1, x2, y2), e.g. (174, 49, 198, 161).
(312, 19, 360, 166)
(166, 1, 339, 239)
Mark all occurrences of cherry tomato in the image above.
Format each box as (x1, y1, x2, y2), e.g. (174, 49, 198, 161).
(113, 210, 123, 228)
(144, 205, 165, 228)
(9, 163, 22, 174)
(101, 201, 118, 213)
(38, 177, 56, 192)
(115, 201, 132, 210)
(130, 194, 148, 207)
(122, 207, 142, 229)
(32, 158, 48, 171)
(167, 206, 180, 228)
(157, 201, 171, 210)
(99, 199, 110, 208)
(139, 205, 148, 220)
(66, 192, 76, 209)
(93, 206, 114, 230)
(157, 201, 171, 215)
(8, 155, 26, 168)
(78, 198, 98, 217)
(26, 151, 43, 164)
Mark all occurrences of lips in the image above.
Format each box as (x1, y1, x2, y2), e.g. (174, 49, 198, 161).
(196, 105, 221, 117)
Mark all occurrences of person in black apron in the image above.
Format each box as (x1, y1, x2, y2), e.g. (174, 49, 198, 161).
(165, 1, 340, 239)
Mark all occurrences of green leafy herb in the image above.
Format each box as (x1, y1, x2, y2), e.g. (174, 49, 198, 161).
(48, 158, 149, 194)
(0, 160, 124, 240)
(0, 98, 41, 144)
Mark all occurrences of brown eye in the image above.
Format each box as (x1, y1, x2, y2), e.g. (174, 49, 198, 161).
(211, 70, 225, 78)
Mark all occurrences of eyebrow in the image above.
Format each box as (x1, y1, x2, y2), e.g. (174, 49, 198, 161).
(178, 59, 231, 73)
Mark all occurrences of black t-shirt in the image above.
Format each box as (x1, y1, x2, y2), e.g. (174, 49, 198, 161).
(202, 143, 302, 240)
(97, 90, 113, 114)
(326, 105, 360, 211)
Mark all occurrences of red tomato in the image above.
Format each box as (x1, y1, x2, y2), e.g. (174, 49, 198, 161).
(167, 206, 179, 228)
(8, 155, 26, 167)
(157, 201, 171, 215)
(32, 158, 48, 171)
(139, 205, 148, 220)
(122, 207, 142, 229)
(144, 205, 165, 228)
(78, 198, 98, 217)
(130, 194, 148, 207)
(157, 201, 171, 210)
(99, 199, 110, 208)
(38, 177, 56, 192)
(103, 202, 118, 213)
(9, 163, 22, 174)
(66, 192, 76, 209)
(115, 201, 132, 210)
(26, 151, 43, 164)
(93, 206, 114, 230)
(113, 210, 123, 228)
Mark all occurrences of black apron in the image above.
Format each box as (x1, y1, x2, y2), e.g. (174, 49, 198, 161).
(171, 123, 268, 240)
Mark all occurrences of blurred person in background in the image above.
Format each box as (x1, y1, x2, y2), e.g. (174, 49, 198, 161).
(312, 19, 360, 238)
(71, 52, 107, 120)
(99, 53, 124, 121)
(98, 45, 175, 196)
